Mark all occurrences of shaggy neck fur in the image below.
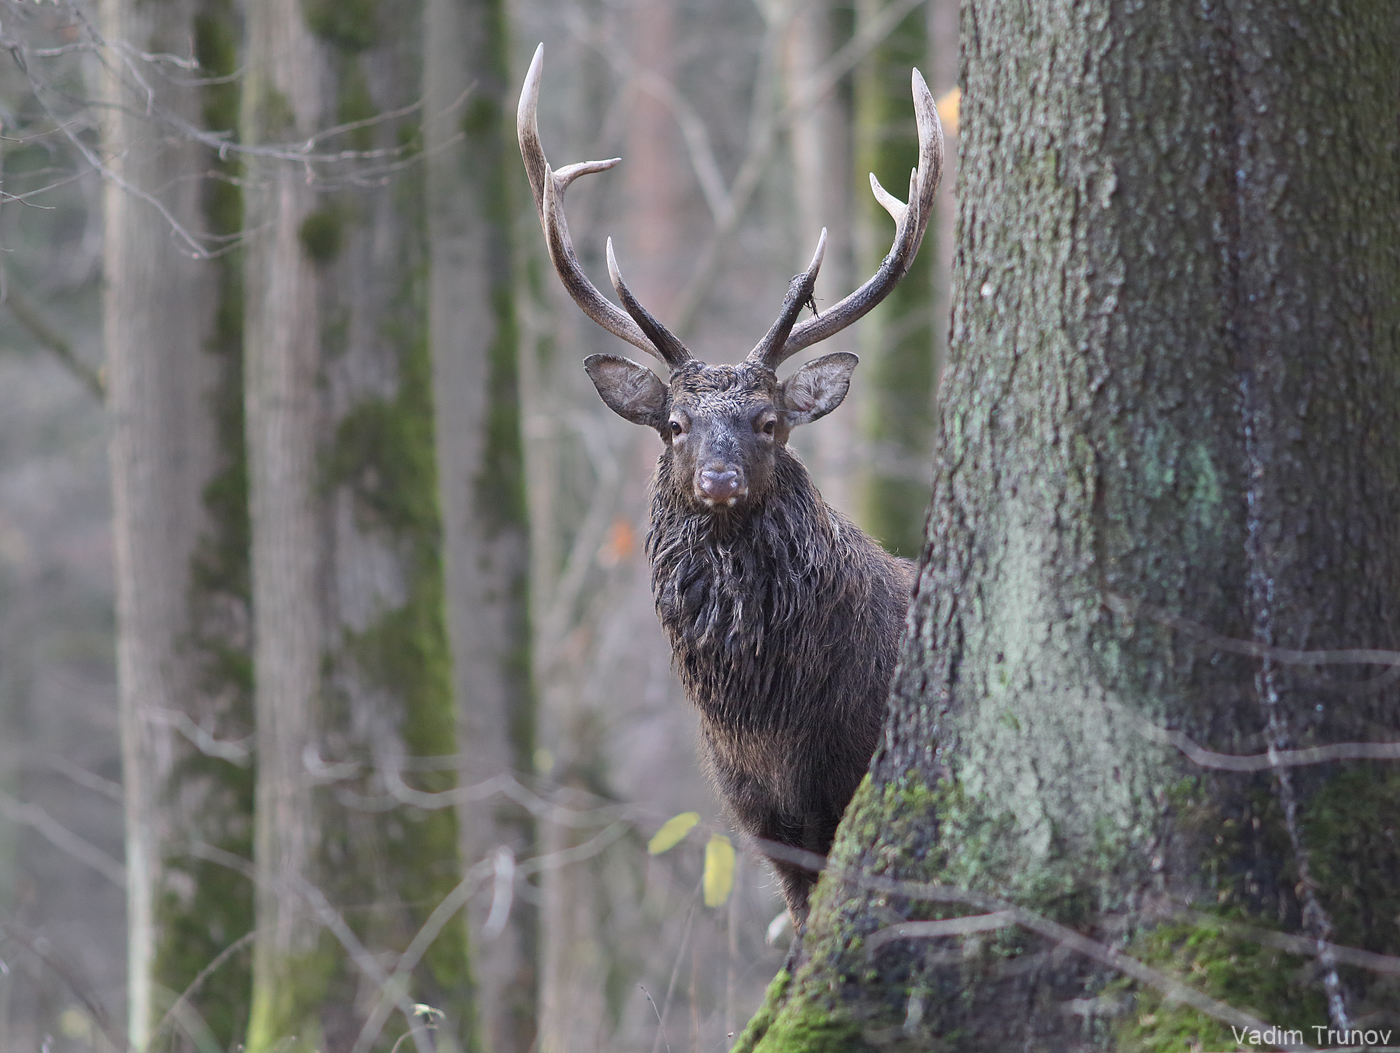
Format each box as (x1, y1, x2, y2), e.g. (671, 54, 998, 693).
(648, 447, 889, 728)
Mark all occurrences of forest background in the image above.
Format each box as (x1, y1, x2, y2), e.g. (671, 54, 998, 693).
(0, 0, 961, 1050)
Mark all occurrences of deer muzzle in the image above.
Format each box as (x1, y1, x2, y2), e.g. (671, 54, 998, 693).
(698, 465, 746, 507)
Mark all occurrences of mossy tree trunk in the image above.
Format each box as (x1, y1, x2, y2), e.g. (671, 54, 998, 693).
(423, 0, 536, 1049)
(240, 0, 475, 1048)
(101, 0, 254, 1047)
(741, 1, 1400, 1049)
(850, 0, 938, 559)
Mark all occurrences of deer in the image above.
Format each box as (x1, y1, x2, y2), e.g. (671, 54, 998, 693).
(517, 44, 943, 930)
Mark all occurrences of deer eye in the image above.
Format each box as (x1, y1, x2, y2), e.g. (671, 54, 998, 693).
(758, 417, 777, 436)
(670, 420, 684, 437)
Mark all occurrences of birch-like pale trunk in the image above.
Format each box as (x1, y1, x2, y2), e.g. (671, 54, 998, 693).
(241, 0, 475, 1048)
(424, 0, 536, 1049)
(101, 0, 254, 1047)
(741, 1, 1400, 1047)
(530, 2, 689, 1035)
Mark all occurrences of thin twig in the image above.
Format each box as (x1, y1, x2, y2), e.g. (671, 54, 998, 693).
(0, 910, 128, 1052)
(640, 983, 672, 1053)
(1, 282, 104, 398)
(147, 930, 257, 1044)
(860, 888, 1311, 1050)
(0, 788, 125, 887)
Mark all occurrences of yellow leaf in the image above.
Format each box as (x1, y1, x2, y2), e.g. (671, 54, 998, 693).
(647, 811, 700, 855)
(936, 86, 961, 137)
(703, 834, 735, 907)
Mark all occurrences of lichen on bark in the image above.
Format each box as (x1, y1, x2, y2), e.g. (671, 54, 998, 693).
(745, 0, 1400, 1046)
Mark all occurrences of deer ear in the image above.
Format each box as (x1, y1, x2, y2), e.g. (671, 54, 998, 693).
(779, 352, 858, 427)
(584, 354, 669, 428)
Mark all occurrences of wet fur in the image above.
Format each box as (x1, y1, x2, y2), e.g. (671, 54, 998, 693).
(647, 445, 914, 918)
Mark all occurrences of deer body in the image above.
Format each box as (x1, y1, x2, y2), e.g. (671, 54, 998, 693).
(650, 440, 914, 915)
(518, 45, 942, 923)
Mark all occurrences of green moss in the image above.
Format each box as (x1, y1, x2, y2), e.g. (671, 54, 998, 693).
(245, 941, 339, 1053)
(1302, 766, 1400, 1019)
(325, 257, 477, 1035)
(254, 87, 297, 140)
(461, 41, 534, 776)
(300, 208, 344, 264)
(733, 970, 791, 1051)
(740, 776, 946, 1051)
(1111, 917, 1325, 1053)
(149, 4, 256, 1047)
(1304, 765, 1400, 953)
(460, 95, 498, 139)
(397, 120, 423, 157)
(830, 772, 944, 878)
(194, 7, 242, 245)
(304, 0, 377, 52)
(337, 62, 378, 152)
(751, 997, 867, 1053)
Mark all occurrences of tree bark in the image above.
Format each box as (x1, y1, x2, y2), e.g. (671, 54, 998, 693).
(423, 0, 536, 1048)
(240, 0, 475, 1048)
(741, 1, 1400, 1048)
(101, 0, 254, 1047)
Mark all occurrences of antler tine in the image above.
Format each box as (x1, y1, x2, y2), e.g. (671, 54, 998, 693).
(606, 239, 692, 367)
(764, 67, 944, 367)
(517, 44, 669, 365)
(748, 229, 827, 368)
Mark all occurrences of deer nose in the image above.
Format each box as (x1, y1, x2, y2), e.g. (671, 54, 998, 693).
(699, 466, 744, 505)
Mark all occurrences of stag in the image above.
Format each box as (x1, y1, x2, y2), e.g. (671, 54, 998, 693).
(517, 45, 942, 925)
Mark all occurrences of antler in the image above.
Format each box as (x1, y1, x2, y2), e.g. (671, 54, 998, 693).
(517, 45, 691, 369)
(748, 68, 944, 370)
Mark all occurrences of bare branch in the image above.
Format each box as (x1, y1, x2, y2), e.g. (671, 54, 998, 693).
(1105, 592, 1400, 670)
(190, 842, 435, 1053)
(0, 788, 125, 888)
(1131, 709, 1400, 771)
(147, 707, 252, 764)
(864, 895, 1312, 1050)
(147, 930, 257, 1045)
(1, 281, 105, 398)
(350, 857, 497, 1053)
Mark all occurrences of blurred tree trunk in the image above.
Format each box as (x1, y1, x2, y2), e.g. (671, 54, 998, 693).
(525, 3, 724, 1048)
(240, 0, 475, 1048)
(741, 0, 1400, 1048)
(423, 0, 536, 1049)
(101, 0, 254, 1048)
(531, 0, 692, 1034)
(851, 0, 936, 558)
(783, 0, 857, 512)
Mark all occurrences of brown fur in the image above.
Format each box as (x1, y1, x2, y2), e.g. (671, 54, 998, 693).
(587, 353, 914, 921)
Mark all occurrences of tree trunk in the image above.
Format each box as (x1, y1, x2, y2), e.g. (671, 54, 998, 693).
(515, 7, 767, 1047)
(741, 1, 1400, 1048)
(423, 0, 536, 1049)
(101, 0, 254, 1047)
(532, 0, 696, 1033)
(783, 0, 858, 513)
(240, 0, 475, 1048)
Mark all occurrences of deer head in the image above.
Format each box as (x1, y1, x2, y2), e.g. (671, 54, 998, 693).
(517, 44, 943, 512)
